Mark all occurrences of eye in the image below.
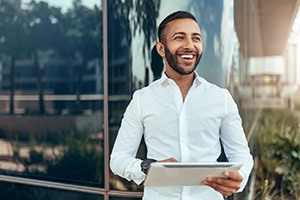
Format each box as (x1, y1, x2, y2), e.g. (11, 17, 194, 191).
(193, 37, 201, 42)
(174, 36, 184, 40)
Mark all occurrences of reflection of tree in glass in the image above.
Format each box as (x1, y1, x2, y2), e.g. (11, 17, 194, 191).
(109, 0, 160, 59)
(0, 0, 160, 114)
(107, 0, 161, 192)
(23, 1, 66, 114)
(9, 130, 104, 187)
(0, 1, 29, 114)
(62, 0, 102, 112)
(0, 0, 102, 114)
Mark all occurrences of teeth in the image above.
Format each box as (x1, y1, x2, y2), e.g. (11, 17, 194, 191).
(180, 55, 193, 59)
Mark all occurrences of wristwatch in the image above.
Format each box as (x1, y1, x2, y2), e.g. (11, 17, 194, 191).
(141, 159, 157, 174)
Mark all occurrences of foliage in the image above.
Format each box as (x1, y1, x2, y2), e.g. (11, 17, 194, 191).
(250, 108, 300, 200)
(46, 131, 104, 186)
(133, 0, 160, 58)
(108, 0, 160, 60)
(0, 0, 160, 114)
(10, 130, 104, 187)
(270, 129, 300, 200)
(0, 0, 28, 56)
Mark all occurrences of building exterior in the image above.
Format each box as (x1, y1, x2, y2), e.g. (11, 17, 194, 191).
(234, 0, 300, 108)
(0, 0, 299, 199)
(0, 52, 103, 113)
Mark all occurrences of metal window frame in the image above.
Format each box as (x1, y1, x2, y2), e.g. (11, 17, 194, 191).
(103, 0, 109, 198)
(103, 0, 142, 197)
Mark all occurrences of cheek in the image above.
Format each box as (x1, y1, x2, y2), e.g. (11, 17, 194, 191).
(198, 44, 203, 53)
(166, 43, 181, 54)
(195, 44, 203, 53)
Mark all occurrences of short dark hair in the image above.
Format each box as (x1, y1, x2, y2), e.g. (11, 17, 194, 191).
(158, 11, 197, 42)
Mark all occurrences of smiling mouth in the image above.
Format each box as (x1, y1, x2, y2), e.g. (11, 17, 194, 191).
(179, 54, 195, 60)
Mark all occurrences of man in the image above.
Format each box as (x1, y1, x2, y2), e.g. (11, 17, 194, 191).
(110, 11, 253, 199)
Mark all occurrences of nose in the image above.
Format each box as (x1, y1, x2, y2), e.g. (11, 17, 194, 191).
(183, 37, 194, 50)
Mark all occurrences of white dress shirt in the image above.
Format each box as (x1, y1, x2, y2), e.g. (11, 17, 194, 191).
(110, 72, 253, 200)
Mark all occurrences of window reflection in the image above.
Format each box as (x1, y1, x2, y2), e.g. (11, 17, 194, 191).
(107, 0, 161, 192)
(0, 0, 103, 188)
(108, 0, 236, 192)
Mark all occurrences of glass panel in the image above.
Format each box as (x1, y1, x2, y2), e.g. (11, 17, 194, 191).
(0, 0, 104, 188)
(108, 0, 235, 192)
(107, 0, 160, 192)
(0, 181, 103, 200)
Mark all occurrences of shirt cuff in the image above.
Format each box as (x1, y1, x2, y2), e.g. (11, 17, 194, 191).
(125, 159, 146, 185)
(237, 169, 248, 192)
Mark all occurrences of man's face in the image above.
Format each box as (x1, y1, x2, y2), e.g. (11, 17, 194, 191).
(164, 44, 202, 75)
(158, 18, 203, 75)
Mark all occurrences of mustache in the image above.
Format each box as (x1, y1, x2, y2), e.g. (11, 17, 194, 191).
(176, 49, 199, 56)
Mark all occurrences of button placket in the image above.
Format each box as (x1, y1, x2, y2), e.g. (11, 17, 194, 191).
(168, 79, 190, 162)
(179, 105, 189, 162)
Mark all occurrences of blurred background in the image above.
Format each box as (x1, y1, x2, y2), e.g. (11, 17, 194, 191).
(0, 0, 299, 199)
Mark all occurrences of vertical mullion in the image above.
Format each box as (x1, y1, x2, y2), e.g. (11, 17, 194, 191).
(102, 0, 109, 199)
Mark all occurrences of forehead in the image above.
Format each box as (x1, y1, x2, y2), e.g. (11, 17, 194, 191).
(165, 18, 201, 36)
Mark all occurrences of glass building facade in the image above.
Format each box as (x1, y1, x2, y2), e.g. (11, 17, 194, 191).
(0, 0, 244, 199)
(0, 0, 237, 199)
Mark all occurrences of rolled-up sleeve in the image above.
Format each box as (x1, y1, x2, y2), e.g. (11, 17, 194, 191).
(110, 91, 146, 185)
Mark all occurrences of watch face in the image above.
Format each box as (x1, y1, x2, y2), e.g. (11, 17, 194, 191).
(141, 159, 156, 173)
(142, 161, 150, 168)
(142, 160, 151, 169)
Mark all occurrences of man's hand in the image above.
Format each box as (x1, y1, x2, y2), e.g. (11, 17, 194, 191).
(203, 171, 243, 197)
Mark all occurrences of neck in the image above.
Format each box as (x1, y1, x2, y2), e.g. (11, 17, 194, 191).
(165, 71, 195, 101)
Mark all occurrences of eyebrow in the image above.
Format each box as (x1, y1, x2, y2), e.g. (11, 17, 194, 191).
(172, 32, 202, 38)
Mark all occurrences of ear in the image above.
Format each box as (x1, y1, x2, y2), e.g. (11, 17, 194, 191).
(156, 42, 165, 57)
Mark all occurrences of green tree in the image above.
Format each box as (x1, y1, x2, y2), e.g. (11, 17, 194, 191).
(63, 0, 102, 112)
(22, 0, 65, 114)
(108, 0, 160, 92)
(0, 0, 29, 114)
(133, 0, 160, 58)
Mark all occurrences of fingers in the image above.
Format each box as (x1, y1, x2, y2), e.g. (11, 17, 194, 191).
(203, 177, 239, 196)
(157, 157, 178, 162)
(225, 171, 243, 182)
(203, 171, 243, 197)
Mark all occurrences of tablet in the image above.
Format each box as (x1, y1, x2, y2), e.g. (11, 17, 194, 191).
(144, 162, 242, 186)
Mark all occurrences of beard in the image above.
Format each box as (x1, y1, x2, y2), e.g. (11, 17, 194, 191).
(164, 45, 202, 75)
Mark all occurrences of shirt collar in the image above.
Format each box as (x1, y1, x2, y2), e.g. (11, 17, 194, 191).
(156, 71, 203, 86)
(193, 72, 202, 85)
